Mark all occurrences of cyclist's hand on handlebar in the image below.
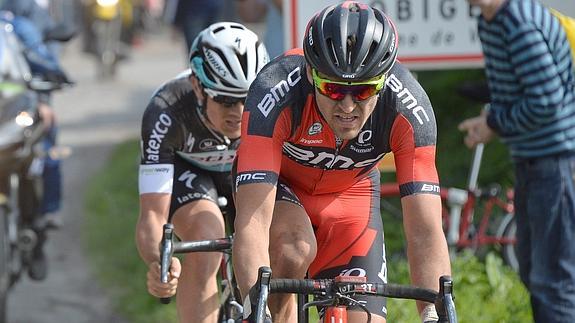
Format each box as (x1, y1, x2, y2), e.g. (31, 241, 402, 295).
(421, 304, 440, 323)
(146, 258, 181, 298)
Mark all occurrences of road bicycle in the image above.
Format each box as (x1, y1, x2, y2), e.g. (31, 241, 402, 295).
(248, 266, 458, 323)
(159, 197, 243, 322)
(379, 143, 517, 271)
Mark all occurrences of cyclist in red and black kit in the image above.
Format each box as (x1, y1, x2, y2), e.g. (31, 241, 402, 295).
(135, 22, 269, 322)
(233, 2, 451, 322)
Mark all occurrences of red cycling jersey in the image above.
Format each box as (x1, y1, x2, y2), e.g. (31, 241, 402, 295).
(235, 49, 439, 197)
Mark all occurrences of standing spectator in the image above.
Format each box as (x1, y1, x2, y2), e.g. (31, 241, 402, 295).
(236, 0, 283, 58)
(164, 0, 224, 55)
(459, 0, 575, 322)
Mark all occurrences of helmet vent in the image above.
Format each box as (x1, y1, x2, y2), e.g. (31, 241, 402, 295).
(237, 51, 249, 79)
(346, 35, 357, 66)
(327, 38, 339, 67)
(362, 42, 378, 66)
(381, 51, 391, 65)
(213, 26, 225, 33)
(350, 4, 359, 12)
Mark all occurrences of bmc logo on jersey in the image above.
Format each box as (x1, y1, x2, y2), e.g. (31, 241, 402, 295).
(386, 74, 430, 125)
(283, 142, 384, 169)
(421, 183, 440, 193)
(257, 67, 302, 117)
(235, 172, 268, 189)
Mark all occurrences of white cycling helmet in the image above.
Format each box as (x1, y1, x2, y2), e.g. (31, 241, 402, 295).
(189, 22, 270, 98)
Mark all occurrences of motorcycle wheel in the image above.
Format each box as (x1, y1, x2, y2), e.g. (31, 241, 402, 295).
(94, 18, 122, 79)
(0, 201, 10, 323)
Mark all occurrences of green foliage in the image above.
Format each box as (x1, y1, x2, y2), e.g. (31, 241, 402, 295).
(386, 251, 532, 322)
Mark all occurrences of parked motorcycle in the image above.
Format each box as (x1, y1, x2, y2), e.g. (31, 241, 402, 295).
(82, 0, 134, 79)
(0, 19, 71, 323)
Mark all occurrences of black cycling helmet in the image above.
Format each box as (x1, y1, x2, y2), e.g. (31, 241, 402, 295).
(303, 1, 398, 81)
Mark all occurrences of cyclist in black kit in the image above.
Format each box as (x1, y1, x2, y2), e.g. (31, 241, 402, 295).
(135, 22, 269, 322)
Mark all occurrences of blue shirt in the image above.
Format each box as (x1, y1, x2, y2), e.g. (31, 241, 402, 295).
(479, 0, 575, 158)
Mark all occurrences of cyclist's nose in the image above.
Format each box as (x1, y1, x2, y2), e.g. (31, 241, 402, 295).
(337, 94, 356, 113)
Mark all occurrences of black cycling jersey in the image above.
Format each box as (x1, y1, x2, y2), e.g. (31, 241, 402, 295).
(139, 71, 238, 216)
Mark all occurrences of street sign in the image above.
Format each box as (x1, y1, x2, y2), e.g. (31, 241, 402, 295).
(284, 0, 575, 70)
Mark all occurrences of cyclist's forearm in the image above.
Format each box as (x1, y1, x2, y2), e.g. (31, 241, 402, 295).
(401, 194, 451, 313)
(135, 213, 164, 265)
(136, 194, 171, 265)
(233, 216, 271, 299)
(407, 232, 451, 313)
(233, 184, 277, 299)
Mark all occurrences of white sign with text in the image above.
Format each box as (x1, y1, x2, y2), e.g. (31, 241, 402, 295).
(284, 0, 575, 70)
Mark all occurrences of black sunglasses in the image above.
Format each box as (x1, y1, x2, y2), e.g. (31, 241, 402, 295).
(210, 95, 246, 107)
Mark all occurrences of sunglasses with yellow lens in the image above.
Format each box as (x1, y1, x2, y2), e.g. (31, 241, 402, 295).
(312, 69, 386, 101)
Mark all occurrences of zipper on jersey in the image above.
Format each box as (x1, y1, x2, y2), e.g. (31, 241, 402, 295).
(335, 137, 343, 157)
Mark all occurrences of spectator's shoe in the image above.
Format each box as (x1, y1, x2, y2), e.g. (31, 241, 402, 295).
(43, 212, 63, 230)
(34, 212, 63, 230)
(28, 245, 48, 281)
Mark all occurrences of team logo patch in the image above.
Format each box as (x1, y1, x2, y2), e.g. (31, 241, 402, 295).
(350, 130, 375, 153)
(308, 122, 322, 135)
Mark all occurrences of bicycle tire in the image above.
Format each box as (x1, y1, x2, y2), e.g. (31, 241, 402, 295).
(0, 202, 10, 323)
(499, 215, 519, 272)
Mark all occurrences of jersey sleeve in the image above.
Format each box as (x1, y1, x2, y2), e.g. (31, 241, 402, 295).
(386, 68, 440, 197)
(138, 95, 182, 194)
(234, 54, 305, 187)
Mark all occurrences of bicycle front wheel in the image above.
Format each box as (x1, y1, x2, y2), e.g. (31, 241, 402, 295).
(499, 214, 519, 272)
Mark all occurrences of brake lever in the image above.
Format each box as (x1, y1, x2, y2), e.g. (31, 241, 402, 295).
(159, 223, 174, 304)
(436, 275, 457, 323)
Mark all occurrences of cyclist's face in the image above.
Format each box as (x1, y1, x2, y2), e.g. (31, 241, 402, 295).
(190, 75, 244, 139)
(308, 67, 379, 140)
(205, 97, 244, 139)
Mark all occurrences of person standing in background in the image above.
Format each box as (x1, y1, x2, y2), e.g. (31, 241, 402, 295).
(459, 1, 575, 322)
(236, 0, 283, 59)
(163, 0, 224, 55)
